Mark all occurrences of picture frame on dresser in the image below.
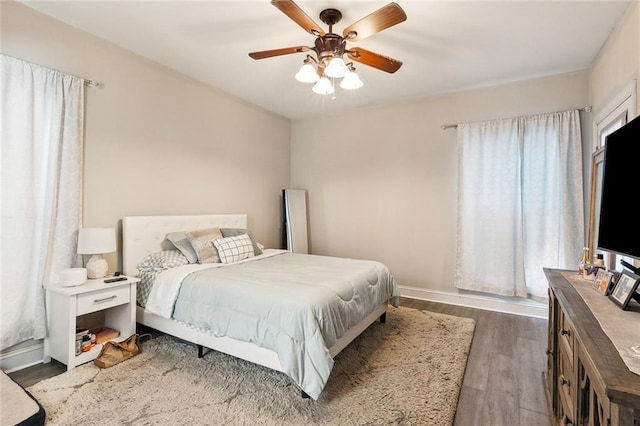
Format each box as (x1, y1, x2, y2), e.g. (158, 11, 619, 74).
(609, 270, 640, 309)
(592, 269, 615, 295)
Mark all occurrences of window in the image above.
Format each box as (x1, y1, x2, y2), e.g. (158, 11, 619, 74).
(599, 112, 626, 147)
(588, 81, 637, 270)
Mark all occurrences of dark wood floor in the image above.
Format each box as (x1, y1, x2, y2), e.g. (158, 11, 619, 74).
(400, 298, 551, 426)
(10, 297, 551, 425)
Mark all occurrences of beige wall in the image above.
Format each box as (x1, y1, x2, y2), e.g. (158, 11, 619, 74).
(1, 2, 291, 272)
(2, 0, 634, 306)
(291, 71, 589, 296)
(587, 1, 639, 269)
(589, 1, 640, 116)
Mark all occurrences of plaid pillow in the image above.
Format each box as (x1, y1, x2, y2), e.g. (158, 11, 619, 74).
(220, 228, 263, 256)
(212, 234, 255, 264)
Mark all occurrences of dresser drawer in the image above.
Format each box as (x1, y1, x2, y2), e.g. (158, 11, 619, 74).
(558, 308, 574, 361)
(76, 286, 130, 315)
(558, 349, 575, 421)
(558, 380, 575, 426)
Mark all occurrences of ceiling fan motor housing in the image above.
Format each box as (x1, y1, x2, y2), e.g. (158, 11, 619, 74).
(314, 34, 346, 64)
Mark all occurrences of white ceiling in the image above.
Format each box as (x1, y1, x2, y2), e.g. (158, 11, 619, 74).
(20, 1, 632, 120)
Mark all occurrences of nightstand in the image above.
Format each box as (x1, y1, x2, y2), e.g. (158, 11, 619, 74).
(44, 276, 139, 370)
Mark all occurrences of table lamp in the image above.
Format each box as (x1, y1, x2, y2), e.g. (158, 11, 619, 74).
(77, 227, 116, 279)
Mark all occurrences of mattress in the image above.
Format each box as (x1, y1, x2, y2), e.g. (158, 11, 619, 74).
(1, 371, 45, 426)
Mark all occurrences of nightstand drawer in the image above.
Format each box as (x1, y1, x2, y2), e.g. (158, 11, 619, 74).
(76, 286, 130, 315)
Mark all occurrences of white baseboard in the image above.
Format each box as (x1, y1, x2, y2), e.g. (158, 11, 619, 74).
(0, 340, 45, 373)
(399, 285, 548, 319)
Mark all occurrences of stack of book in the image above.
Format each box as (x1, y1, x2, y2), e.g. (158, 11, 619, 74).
(75, 328, 89, 355)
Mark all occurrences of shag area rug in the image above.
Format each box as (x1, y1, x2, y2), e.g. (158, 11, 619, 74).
(28, 307, 475, 425)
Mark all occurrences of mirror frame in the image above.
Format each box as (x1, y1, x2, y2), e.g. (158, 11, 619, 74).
(587, 147, 605, 261)
(588, 80, 636, 268)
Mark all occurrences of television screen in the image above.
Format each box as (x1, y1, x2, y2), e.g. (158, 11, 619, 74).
(597, 114, 640, 260)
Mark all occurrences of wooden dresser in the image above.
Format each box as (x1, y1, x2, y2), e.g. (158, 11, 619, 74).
(544, 268, 640, 426)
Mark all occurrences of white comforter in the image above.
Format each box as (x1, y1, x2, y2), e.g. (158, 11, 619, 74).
(144, 249, 400, 399)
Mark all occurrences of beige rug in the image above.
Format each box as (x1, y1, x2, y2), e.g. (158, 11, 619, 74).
(28, 306, 475, 425)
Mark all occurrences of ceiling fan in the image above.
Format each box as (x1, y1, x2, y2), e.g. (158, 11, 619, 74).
(248, 0, 407, 94)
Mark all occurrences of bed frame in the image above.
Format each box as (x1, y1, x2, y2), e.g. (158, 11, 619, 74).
(122, 214, 387, 397)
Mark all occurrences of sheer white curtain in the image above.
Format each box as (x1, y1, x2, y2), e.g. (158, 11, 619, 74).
(1, 55, 84, 349)
(455, 110, 583, 299)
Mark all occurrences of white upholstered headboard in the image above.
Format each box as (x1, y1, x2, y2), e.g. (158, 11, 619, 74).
(122, 214, 247, 276)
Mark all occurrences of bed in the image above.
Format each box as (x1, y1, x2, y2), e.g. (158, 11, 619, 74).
(122, 214, 399, 399)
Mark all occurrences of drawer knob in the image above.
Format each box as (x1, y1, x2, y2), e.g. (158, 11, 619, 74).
(563, 415, 573, 425)
(561, 329, 570, 337)
(560, 376, 569, 386)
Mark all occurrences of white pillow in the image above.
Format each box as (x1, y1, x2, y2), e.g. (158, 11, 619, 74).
(212, 234, 255, 264)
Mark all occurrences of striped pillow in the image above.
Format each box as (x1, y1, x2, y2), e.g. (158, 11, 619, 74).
(212, 234, 255, 264)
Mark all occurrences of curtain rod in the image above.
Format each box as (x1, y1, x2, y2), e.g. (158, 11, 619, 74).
(1, 54, 101, 88)
(440, 106, 593, 130)
(83, 79, 101, 88)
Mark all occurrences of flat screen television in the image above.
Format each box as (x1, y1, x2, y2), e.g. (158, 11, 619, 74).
(597, 113, 640, 262)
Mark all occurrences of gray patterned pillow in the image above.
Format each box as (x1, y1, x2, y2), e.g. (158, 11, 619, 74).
(136, 270, 162, 307)
(185, 227, 223, 263)
(137, 250, 189, 272)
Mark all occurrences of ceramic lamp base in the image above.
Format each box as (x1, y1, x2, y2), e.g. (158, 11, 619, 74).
(86, 254, 108, 279)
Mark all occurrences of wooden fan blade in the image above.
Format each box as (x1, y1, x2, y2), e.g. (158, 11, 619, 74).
(248, 46, 310, 60)
(347, 47, 403, 73)
(342, 3, 407, 42)
(271, 0, 325, 36)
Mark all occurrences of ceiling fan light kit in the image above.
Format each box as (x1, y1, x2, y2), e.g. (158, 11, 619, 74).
(249, 0, 407, 97)
(340, 67, 363, 90)
(312, 76, 335, 95)
(324, 57, 349, 78)
(295, 58, 320, 83)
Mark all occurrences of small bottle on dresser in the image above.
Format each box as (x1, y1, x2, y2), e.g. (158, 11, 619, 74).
(578, 247, 590, 276)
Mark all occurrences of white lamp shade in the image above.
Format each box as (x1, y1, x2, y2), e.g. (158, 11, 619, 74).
(295, 63, 320, 83)
(77, 227, 116, 254)
(340, 70, 363, 90)
(312, 76, 335, 95)
(324, 57, 349, 78)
